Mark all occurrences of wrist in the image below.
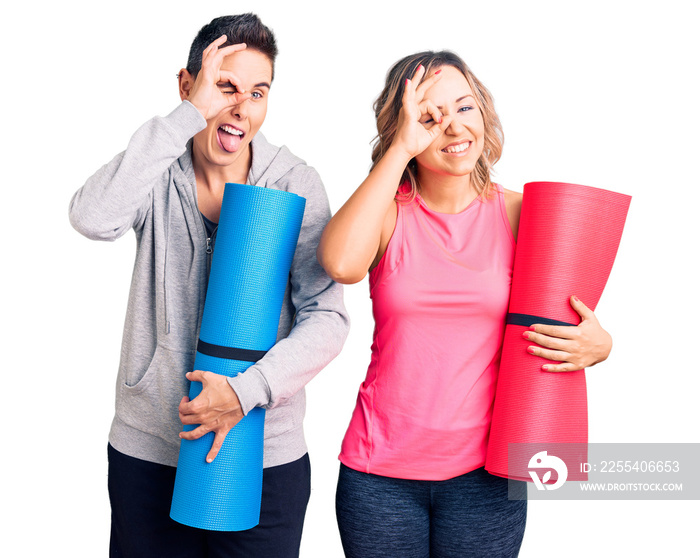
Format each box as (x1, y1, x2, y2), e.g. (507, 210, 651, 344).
(385, 144, 415, 168)
(188, 98, 210, 120)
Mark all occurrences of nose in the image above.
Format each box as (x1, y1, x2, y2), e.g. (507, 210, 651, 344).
(444, 115, 465, 135)
(230, 94, 252, 119)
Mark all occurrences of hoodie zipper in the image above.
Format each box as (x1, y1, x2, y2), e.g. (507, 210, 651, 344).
(203, 220, 218, 278)
(196, 217, 217, 342)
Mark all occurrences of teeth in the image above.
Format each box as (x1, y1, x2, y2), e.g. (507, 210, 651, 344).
(220, 125, 243, 136)
(443, 141, 470, 153)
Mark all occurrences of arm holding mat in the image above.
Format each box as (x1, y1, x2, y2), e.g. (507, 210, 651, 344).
(68, 101, 206, 240)
(525, 295, 612, 372)
(504, 188, 612, 373)
(179, 369, 245, 463)
(227, 164, 350, 414)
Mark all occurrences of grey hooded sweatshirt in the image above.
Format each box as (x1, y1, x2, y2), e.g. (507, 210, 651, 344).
(69, 101, 349, 468)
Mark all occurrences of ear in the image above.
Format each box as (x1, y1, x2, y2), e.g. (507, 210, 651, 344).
(178, 69, 195, 101)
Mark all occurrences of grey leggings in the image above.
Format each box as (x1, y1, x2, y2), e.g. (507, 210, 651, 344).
(336, 464, 527, 557)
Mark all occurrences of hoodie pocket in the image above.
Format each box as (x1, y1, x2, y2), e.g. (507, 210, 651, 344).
(117, 345, 195, 443)
(161, 183, 204, 344)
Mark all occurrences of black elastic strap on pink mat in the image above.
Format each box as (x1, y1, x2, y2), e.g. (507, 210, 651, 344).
(506, 313, 576, 328)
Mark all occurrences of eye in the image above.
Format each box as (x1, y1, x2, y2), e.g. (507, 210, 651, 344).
(251, 90, 264, 100)
(458, 106, 474, 113)
(217, 83, 237, 95)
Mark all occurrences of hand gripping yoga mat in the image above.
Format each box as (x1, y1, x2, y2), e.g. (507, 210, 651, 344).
(485, 182, 630, 483)
(170, 183, 306, 531)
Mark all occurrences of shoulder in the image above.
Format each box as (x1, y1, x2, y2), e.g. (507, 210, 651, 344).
(251, 133, 325, 193)
(502, 187, 522, 240)
(502, 187, 522, 210)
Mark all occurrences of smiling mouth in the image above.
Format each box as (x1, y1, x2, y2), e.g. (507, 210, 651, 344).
(442, 141, 471, 154)
(217, 125, 245, 153)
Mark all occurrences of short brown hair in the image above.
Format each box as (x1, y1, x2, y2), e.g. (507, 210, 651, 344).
(186, 14, 278, 80)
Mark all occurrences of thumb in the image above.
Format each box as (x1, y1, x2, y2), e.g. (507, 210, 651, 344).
(186, 369, 207, 384)
(570, 295, 596, 322)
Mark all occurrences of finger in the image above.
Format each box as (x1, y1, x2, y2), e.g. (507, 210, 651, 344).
(403, 76, 416, 105)
(206, 430, 229, 463)
(434, 113, 454, 133)
(419, 100, 443, 125)
(526, 344, 571, 363)
(400, 83, 420, 124)
(179, 392, 209, 418)
(412, 64, 426, 80)
(407, 65, 428, 102)
(404, 65, 425, 96)
(204, 35, 228, 56)
(425, 114, 454, 143)
(218, 70, 248, 95)
(233, 91, 252, 104)
(215, 85, 251, 105)
(186, 370, 207, 383)
(178, 399, 202, 421)
(179, 423, 211, 441)
(415, 68, 442, 97)
(201, 39, 246, 79)
(179, 409, 201, 424)
(541, 361, 584, 373)
(570, 295, 596, 321)
(529, 323, 578, 340)
(216, 42, 247, 57)
(178, 396, 190, 413)
(522, 329, 572, 351)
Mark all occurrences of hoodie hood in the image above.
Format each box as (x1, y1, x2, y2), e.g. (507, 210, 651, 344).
(248, 132, 307, 187)
(177, 132, 306, 191)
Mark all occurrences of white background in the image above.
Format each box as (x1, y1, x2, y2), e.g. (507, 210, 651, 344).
(3, 0, 698, 556)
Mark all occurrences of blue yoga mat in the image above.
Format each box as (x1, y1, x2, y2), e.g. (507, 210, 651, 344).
(170, 183, 306, 531)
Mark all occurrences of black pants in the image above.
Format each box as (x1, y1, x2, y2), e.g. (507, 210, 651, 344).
(107, 444, 311, 558)
(336, 464, 527, 558)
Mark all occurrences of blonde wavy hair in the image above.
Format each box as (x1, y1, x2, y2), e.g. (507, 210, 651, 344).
(371, 51, 503, 201)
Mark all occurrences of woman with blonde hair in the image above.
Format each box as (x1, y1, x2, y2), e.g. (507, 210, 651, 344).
(318, 51, 612, 557)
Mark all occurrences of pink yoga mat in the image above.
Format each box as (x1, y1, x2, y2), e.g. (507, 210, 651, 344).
(485, 181, 631, 483)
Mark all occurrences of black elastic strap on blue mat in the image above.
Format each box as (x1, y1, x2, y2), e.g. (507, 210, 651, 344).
(197, 339, 267, 363)
(506, 313, 576, 328)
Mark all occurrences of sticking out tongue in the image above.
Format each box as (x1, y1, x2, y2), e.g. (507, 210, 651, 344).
(218, 127, 243, 153)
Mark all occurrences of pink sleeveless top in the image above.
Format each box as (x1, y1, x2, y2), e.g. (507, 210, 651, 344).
(339, 184, 516, 480)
